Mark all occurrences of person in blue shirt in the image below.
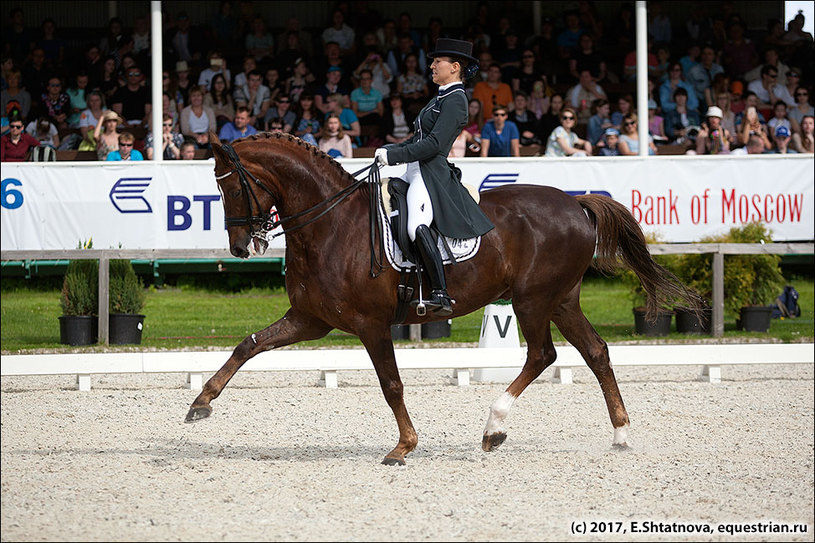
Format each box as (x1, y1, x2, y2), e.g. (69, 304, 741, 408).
(659, 62, 699, 114)
(480, 104, 520, 157)
(218, 106, 257, 142)
(106, 132, 143, 160)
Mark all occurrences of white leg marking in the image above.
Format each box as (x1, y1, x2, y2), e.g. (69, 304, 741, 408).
(483, 391, 517, 436)
(613, 424, 630, 445)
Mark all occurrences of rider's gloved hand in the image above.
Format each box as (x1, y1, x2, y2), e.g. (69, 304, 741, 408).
(374, 147, 389, 168)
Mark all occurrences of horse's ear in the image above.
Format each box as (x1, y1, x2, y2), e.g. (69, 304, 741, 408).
(209, 131, 226, 159)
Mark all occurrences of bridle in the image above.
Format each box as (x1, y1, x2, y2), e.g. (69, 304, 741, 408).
(216, 142, 385, 275)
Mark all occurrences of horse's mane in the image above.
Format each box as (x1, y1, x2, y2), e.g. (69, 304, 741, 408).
(232, 131, 356, 185)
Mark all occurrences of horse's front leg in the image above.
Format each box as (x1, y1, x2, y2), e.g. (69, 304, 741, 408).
(359, 329, 417, 465)
(185, 308, 332, 422)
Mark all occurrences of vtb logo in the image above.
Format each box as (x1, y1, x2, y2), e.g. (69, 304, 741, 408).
(109, 177, 153, 213)
(479, 173, 519, 192)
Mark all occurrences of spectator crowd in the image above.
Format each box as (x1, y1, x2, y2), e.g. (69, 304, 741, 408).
(2, 1, 814, 162)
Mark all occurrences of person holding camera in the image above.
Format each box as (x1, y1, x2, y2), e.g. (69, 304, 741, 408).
(352, 32, 393, 98)
(695, 106, 731, 155)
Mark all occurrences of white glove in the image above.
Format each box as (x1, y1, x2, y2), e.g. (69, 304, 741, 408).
(374, 147, 389, 168)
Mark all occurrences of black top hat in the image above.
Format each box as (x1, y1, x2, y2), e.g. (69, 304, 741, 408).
(428, 38, 477, 64)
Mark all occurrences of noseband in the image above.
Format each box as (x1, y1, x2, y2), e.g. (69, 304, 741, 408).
(217, 142, 377, 242)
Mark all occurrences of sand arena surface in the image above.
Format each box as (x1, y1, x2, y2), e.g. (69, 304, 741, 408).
(2, 364, 813, 541)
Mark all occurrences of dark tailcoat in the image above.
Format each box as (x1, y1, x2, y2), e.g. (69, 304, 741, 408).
(384, 83, 495, 239)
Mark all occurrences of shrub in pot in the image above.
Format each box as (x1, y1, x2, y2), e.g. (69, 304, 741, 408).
(59, 257, 99, 345)
(109, 259, 147, 344)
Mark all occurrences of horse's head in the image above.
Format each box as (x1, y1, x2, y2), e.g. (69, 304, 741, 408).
(210, 132, 275, 258)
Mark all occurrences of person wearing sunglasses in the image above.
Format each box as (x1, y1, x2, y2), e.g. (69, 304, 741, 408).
(374, 38, 494, 316)
(788, 85, 813, 136)
(105, 132, 143, 161)
(1, 115, 41, 161)
(618, 113, 657, 156)
(145, 113, 184, 159)
(480, 105, 520, 157)
(746, 64, 785, 116)
(111, 66, 152, 126)
(544, 107, 592, 157)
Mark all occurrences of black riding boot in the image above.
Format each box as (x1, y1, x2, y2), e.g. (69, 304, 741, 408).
(414, 224, 454, 316)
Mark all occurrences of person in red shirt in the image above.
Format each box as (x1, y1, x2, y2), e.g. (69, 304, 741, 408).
(1, 116, 41, 161)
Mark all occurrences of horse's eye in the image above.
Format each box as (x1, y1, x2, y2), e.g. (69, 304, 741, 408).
(230, 189, 241, 198)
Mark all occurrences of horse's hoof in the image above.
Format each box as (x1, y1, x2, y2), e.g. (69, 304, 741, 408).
(381, 456, 406, 466)
(185, 406, 212, 423)
(612, 442, 633, 451)
(482, 432, 507, 452)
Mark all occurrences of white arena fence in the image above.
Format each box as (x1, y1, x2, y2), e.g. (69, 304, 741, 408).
(1, 344, 812, 391)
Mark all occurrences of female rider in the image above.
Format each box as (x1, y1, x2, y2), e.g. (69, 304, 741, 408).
(375, 39, 494, 316)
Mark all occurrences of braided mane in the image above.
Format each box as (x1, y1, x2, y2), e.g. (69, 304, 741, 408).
(232, 131, 356, 184)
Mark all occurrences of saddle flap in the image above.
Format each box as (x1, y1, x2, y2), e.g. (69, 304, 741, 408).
(382, 178, 416, 262)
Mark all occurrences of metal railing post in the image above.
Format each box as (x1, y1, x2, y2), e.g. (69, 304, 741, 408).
(98, 255, 110, 344)
(712, 250, 724, 337)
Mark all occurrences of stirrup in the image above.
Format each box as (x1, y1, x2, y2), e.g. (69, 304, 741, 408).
(427, 289, 454, 316)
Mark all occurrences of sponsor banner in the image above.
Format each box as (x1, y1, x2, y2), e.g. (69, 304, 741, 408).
(1, 156, 813, 251)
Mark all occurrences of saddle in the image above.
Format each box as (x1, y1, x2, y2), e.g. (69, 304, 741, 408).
(384, 178, 419, 264)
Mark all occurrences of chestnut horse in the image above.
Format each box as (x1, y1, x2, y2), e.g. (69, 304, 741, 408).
(185, 132, 701, 465)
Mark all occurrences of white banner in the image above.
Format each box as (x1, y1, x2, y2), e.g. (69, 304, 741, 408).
(1, 155, 813, 251)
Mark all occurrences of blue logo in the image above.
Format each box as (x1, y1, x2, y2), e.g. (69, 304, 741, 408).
(110, 177, 153, 213)
(479, 173, 519, 192)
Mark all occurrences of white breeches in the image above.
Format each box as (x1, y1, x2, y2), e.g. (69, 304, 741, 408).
(405, 161, 434, 241)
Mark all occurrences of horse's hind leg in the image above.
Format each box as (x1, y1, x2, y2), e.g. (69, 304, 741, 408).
(185, 308, 332, 422)
(358, 329, 417, 465)
(482, 299, 558, 452)
(552, 286, 631, 448)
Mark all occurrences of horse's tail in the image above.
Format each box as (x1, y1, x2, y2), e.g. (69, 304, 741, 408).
(576, 193, 705, 321)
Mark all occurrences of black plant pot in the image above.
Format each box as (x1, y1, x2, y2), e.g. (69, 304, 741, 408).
(422, 319, 451, 339)
(676, 307, 712, 335)
(59, 315, 98, 346)
(391, 324, 410, 340)
(738, 306, 773, 332)
(109, 313, 145, 344)
(632, 308, 673, 337)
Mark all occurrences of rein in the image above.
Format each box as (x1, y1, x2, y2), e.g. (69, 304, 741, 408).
(218, 142, 385, 276)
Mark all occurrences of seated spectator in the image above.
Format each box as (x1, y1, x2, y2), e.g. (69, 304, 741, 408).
(395, 52, 428, 118)
(737, 106, 772, 150)
(264, 67, 284, 105)
(160, 91, 180, 130)
(705, 72, 731, 114)
(79, 90, 107, 143)
(245, 16, 275, 63)
(292, 93, 321, 145)
(713, 90, 737, 143)
(321, 9, 356, 57)
(179, 140, 197, 160)
(473, 63, 514, 120)
(464, 97, 484, 137)
(721, 21, 759, 79)
(285, 58, 316, 104)
(219, 106, 258, 142)
(770, 125, 796, 154)
(539, 93, 565, 143)
(62, 72, 90, 130)
(174, 61, 193, 108)
(277, 29, 312, 78)
(544, 107, 591, 157)
(111, 66, 151, 126)
(623, 37, 658, 83)
(781, 69, 801, 108)
(314, 66, 349, 115)
(660, 63, 699, 114)
(687, 44, 724, 108)
(695, 106, 731, 154)
(233, 70, 270, 128)
(145, 113, 185, 159)
(1, 69, 31, 120)
(743, 47, 789, 87)
(746, 65, 787, 118)
(167, 11, 205, 67)
(267, 118, 284, 133)
(788, 87, 813, 135)
(618, 113, 657, 156)
(664, 87, 701, 143)
(197, 52, 231, 92)
(26, 116, 59, 149)
(180, 86, 217, 149)
(611, 94, 634, 131)
(263, 95, 296, 133)
(203, 73, 235, 132)
(731, 134, 766, 155)
(597, 128, 620, 156)
(566, 69, 607, 123)
(767, 101, 792, 145)
(318, 113, 352, 158)
(94, 109, 122, 160)
(1, 115, 40, 161)
(325, 93, 360, 144)
(513, 49, 543, 96)
(106, 132, 143, 160)
(233, 56, 256, 90)
(527, 79, 551, 121)
(569, 34, 607, 85)
(678, 42, 702, 80)
(41, 76, 70, 131)
(386, 33, 427, 80)
(480, 105, 520, 157)
(791, 115, 814, 154)
(352, 33, 392, 98)
(509, 92, 542, 147)
(647, 100, 667, 143)
(350, 69, 384, 128)
(729, 80, 746, 115)
(586, 98, 613, 146)
(734, 91, 767, 129)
